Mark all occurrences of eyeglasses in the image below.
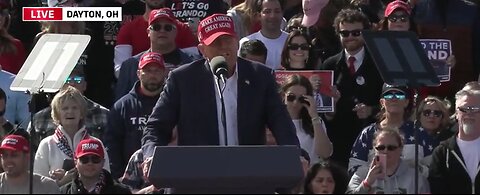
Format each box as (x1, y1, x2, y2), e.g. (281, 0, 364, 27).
(288, 43, 310, 51)
(79, 155, 102, 164)
(457, 106, 480, 114)
(374, 145, 399, 151)
(388, 15, 409, 23)
(66, 76, 84, 84)
(338, 30, 362, 38)
(382, 92, 406, 100)
(149, 23, 175, 32)
(422, 109, 443, 118)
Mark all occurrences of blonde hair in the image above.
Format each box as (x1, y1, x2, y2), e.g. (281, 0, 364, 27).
(50, 85, 87, 125)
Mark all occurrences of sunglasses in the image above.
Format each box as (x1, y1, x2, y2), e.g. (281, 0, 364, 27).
(286, 94, 309, 106)
(457, 106, 480, 114)
(388, 15, 409, 23)
(382, 92, 406, 100)
(149, 23, 175, 32)
(288, 43, 310, 51)
(66, 76, 84, 84)
(79, 155, 102, 164)
(375, 145, 399, 151)
(422, 109, 443, 118)
(338, 30, 362, 38)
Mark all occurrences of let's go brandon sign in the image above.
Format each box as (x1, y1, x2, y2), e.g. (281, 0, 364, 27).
(23, 7, 122, 21)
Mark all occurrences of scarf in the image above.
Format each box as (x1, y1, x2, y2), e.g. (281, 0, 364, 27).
(53, 126, 89, 158)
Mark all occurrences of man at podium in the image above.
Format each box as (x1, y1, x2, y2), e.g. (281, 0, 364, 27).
(141, 13, 300, 159)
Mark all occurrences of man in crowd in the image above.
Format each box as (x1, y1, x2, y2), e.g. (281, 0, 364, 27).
(239, 39, 268, 64)
(0, 134, 60, 193)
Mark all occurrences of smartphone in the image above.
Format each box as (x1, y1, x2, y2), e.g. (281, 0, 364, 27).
(376, 154, 387, 178)
(62, 159, 75, 171)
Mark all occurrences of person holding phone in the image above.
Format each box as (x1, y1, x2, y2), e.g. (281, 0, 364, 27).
(346, 129, 430, 194)
(281, 74, 333, 162)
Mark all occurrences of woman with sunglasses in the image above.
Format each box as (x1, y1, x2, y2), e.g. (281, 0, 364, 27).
(281, 74, 333, 162)
(347, 129, 430, 194)
(34, 86, 110, 185)
(415, 96, 454, 143)
(280, 29, 316, 70)
(0, 2, 26, 75)
(348, 84, 434, 176)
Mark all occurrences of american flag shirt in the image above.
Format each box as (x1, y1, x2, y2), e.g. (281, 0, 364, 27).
(348, 121, 436, 175)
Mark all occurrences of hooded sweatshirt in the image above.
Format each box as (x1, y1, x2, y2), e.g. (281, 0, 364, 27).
(104, 81, 160, 179)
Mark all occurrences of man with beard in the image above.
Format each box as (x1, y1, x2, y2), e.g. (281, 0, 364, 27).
(114, 0, 197, 78)
(429, 88, 480, 193)
(239, 0, 288, 70)
(319, 8, 383, 168)
(105, 52, 169, 179)
(115, 7, 201, 101)
(0, 134, 60, 193)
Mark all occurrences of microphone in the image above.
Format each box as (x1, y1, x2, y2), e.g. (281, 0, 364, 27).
(210, 56, 228, 84)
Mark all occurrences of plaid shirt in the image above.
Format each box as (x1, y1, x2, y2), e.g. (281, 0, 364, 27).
(29, 97, 109, 145)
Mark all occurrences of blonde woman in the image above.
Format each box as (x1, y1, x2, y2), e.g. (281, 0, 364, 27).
(34, 86, 110, 183)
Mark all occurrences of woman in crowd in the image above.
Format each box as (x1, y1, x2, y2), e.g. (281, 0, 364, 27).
(303, 160, 349, 194)
(415, 96, 454, 143)
(348, 84, 434, 175)
(280, 29, 317, 70)
(34, 86, 110, 184)
(0, 2, 26, 74)
(347, 129, 430, 194)
(281, 74, 333, 163)
(227, 0, 261, 39)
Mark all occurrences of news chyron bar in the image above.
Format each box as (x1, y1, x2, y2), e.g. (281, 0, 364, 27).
(23, 7, 122, 21)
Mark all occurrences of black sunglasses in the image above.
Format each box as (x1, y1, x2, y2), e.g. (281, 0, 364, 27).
(288, 43, 310, 51)
(338, 30, 362, 38)
(382, 92, 406, 100)
(388, 15, 409, 23)
(422, 109, 443, 118)
(79, 155, 102, 164)
(149, 23, 175, 32)
(374, 145, 399, 151)
(457, 106, 480, 114)
(286, 94, 310, 106)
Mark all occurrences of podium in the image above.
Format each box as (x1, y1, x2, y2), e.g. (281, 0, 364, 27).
(147, 145, 303, 194)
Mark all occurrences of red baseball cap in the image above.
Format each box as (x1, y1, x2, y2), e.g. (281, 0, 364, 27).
(384, 0, 411, 17)
(138, 52, 165, 70)
(0, 135, 29, 153)
(149, 8, 176, 25)
(197, 14, 236, 46)
(75, 138, 104, 159)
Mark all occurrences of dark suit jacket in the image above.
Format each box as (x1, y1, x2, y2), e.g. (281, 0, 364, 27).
(319, 48, 383, 166)
(142, 57, 300, 157)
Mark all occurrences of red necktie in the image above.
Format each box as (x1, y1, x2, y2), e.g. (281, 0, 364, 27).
(348, 56, 356, 75)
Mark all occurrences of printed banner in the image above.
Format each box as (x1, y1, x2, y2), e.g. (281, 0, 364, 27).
(420, 39, 452, 82)
(275, 70, 335, 113)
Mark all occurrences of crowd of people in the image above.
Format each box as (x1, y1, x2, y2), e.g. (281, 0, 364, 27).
(1, 0, 480, 194)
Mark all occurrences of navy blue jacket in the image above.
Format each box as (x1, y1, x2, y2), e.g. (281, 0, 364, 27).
(141, 58, 300, 158)
(105, 81, 160, 179)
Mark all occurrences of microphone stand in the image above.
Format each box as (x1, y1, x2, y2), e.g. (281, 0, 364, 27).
(214, 75, 228, 146)
(26, 89, 42, 195)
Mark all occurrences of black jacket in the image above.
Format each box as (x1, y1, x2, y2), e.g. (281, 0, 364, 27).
(428, 134, 480, 194)
(60, 170, 132, 194)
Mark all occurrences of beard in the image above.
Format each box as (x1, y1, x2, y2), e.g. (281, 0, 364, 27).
(462, 123, 476, 136)
(143, 82, 163, 92)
